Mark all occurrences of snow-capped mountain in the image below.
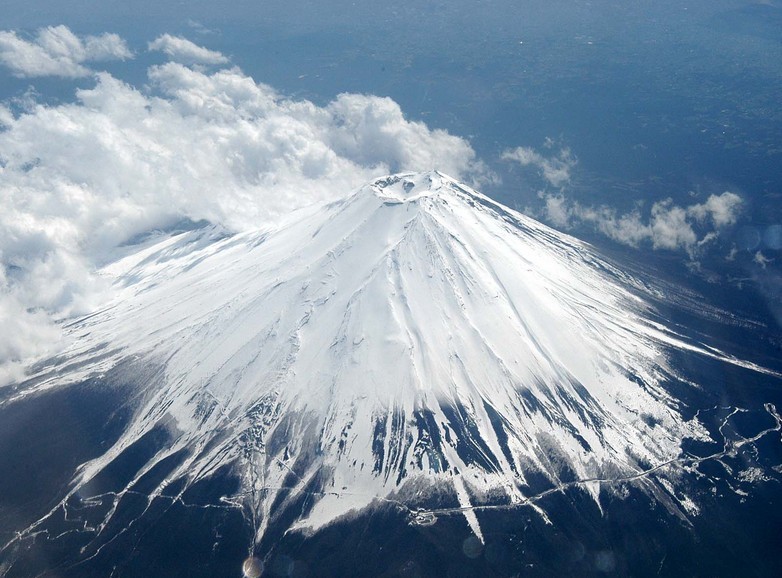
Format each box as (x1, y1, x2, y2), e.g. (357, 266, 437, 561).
(6, 172, 778, 554)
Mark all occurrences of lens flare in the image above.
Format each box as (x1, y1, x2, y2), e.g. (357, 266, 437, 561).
(242, 556, 263, 578)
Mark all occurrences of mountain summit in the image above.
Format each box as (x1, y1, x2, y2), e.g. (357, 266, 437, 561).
(6, 172, 777, 561)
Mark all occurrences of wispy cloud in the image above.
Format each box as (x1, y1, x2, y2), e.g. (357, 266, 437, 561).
(501, 143, 577, 188)
(541, 191, 744, 255)
(507, 141, 745, 257)
(148, 34, 228, 66)
(0, 25, 132, 78)
(0, 44, 483, 382)
(186, 20, 220, 36)
(754, 251, 773, 269)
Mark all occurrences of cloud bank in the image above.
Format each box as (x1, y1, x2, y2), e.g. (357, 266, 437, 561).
(0, 36, 482, 384)
(0, 25, 132, 78)
(503, 142, 744, 257)
(542, 191, 743, 254)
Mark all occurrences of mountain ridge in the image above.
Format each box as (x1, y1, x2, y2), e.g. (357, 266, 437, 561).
(4, 171, 772, 551)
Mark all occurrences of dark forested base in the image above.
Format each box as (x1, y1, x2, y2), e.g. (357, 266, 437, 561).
(2, 366, 782, 577)
(3, 466, 782, 577)
(256, 482, 782, 578)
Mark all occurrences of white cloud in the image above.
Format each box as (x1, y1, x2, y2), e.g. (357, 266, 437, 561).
(542, 192, 743, 256)
(687, 191, 743, 227)
(501, 144, 577, 188)
(0, 25, 132, 78)
(0, 293, 63, 386)
(754, 251, 773, 269)
(0, 103, 12, 126)
(649, 200, 698, 251)
(0, 53, 483, 382)
(149, 34, 229, 65)
(543, 194, 572, 228)
(325, 93, 478, 176)
(524, 138, 742, 257)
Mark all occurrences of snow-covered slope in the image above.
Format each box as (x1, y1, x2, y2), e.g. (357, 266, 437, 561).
(12, 171, 769, 543)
